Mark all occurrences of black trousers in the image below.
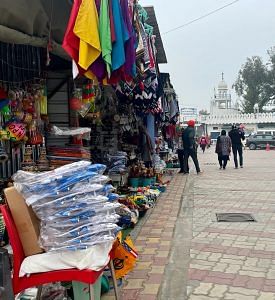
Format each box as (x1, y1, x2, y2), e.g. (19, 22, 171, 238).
(183, 148, 200, 173)
(232, 144, 243, 168)
(178, 149, 184, 171)
(218, 155, 229, 169)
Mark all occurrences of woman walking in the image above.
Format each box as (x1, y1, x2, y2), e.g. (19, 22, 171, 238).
(215, 130, 232, 170)
(199, 135, 207, 153)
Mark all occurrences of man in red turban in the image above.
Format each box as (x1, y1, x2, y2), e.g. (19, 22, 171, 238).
(182, 120, 201, 174)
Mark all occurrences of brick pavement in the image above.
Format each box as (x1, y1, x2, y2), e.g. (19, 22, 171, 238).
(187, 148, 275, 300)
(103, 148, 275, 300)
(102, 173, 188, 300)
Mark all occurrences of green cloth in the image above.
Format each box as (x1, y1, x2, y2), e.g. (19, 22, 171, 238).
(99, 0, 112, 77)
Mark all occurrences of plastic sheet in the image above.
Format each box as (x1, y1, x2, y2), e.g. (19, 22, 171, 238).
(12, 161, 121, 252)
(13, 162, 106, 206)
(52, 125, 91, 139)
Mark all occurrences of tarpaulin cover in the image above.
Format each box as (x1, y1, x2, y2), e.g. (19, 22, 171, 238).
(0, 0, 72, 59)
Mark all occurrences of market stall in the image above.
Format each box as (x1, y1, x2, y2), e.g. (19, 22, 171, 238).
(0, 0, 181, 299)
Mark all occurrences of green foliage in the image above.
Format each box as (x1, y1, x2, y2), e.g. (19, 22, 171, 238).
(199, 109, 209, 115)
(234, 56, 268, 113)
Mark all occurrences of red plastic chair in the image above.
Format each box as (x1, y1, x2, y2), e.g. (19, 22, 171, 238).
(0, 204, 119, 299)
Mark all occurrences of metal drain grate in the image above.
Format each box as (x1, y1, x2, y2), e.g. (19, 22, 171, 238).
(216, 213, 256, 222)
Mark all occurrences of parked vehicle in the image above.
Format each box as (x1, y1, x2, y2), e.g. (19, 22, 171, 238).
(246, 134, 275, 150)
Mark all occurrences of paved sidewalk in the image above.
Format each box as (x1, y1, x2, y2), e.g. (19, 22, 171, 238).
(103, 148, 275, 300)
(188, 148, 275, 300)
(103, 172, 188, 300)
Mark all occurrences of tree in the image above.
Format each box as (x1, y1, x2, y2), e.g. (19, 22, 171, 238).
(234, 56, 268, 113)
(199, 109, 209, 115)
(265, 47, 275, 104)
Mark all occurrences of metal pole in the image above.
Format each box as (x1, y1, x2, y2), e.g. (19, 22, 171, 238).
(0, 248, 14, 300)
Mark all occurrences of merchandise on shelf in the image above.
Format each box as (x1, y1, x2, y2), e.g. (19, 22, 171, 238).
(107, 151, 128, 175)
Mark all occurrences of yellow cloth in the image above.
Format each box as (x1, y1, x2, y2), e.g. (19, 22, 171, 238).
(74, 0, 101, 70)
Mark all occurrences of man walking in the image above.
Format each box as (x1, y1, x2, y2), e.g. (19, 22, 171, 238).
(229, 124, 245, 169)
(182, 120, 201, 174)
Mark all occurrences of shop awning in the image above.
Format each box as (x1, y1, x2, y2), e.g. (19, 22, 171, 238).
(144, 6, 167, 64)
(0, 0, 71, 60)
(0, 1, 167, 64)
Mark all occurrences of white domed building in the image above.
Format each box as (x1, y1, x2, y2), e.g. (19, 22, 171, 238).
(210, 75, 239, 116)
(203, 74, 275, 141)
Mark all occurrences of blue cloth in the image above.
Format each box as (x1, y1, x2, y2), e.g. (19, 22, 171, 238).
(111, 0, 129, 71)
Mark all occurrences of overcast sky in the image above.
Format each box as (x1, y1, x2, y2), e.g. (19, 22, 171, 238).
(140, 0, 275, 111)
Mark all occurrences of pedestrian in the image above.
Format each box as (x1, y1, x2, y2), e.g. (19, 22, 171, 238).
(215, 130, 232, 170)
(138, 125, 153, 168)
(229, 124, 245, 169)
(199, 135, 207, 153)
(206, 134, 211, 148)
(177, 128, 185, 173)
(182, 120, 201, 174)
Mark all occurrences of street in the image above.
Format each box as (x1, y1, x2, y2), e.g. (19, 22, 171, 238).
(103, 147, 275, 300)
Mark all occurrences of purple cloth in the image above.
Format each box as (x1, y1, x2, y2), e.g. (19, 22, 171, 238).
(95, 0, 101, 12)
(120, 0, 136, 77)
(90, 55, 106, 81)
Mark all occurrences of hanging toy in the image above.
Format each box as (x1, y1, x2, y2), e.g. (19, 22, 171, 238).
(0, 99, 9, 110)
(0, 129, 9, 140)
(15, 112, 33, 124)
(0, 105, 10, 116)
(5, 122, 26, 142)
(70, 97, 82, 111)
(40, 87, 48, 115)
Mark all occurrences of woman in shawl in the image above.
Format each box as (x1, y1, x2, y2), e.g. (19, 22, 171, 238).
(138, 125, 153, 168)
(215, 130, 232, 170)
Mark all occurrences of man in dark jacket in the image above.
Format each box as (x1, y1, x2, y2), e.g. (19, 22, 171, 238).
(229, 124, 245, 168)
(182, 120, 201, 174)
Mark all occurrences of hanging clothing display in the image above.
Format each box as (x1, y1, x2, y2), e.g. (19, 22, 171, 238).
(73, 0, 101, 71)
(63, 0, 156, 87)
(111, 0, 129, 72)
(99, 0, 112, 77)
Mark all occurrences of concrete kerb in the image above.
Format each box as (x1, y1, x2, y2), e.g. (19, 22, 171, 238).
(158, 175, 194, 300)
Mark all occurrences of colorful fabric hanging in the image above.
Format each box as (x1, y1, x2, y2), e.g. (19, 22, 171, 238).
(111, 0, 129, 71)
(109, 0, 116, 43)
(120, 0, 136, 77)
(62, 0, 83, 70)
(99, 0, 112, 77)
(73, 0, 101, 71)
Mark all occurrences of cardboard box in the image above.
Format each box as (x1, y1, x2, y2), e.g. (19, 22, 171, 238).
(4, 187, 43, 257)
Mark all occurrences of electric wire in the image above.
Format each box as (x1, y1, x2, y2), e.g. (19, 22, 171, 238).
(162, 0, 241, 35)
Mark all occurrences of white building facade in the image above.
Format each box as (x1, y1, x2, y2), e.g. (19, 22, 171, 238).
(203, 75, 275, 140)
(180, 106, 198, 123)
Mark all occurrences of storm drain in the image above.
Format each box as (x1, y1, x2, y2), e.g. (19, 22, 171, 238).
(216, 213, 256, 222)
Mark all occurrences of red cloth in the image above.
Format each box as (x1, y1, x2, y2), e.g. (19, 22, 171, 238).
(109, 0, 116, 43)
(62, 0, 87, 76)
(166, 124, 176, 139)
(62, 0, 82, 63)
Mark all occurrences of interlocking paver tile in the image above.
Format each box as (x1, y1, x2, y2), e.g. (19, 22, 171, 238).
(209, 284, 228, 298)
(193, 282, 213, 295)
(123, 279, 144, 290)
(141, 283, 160, 295)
